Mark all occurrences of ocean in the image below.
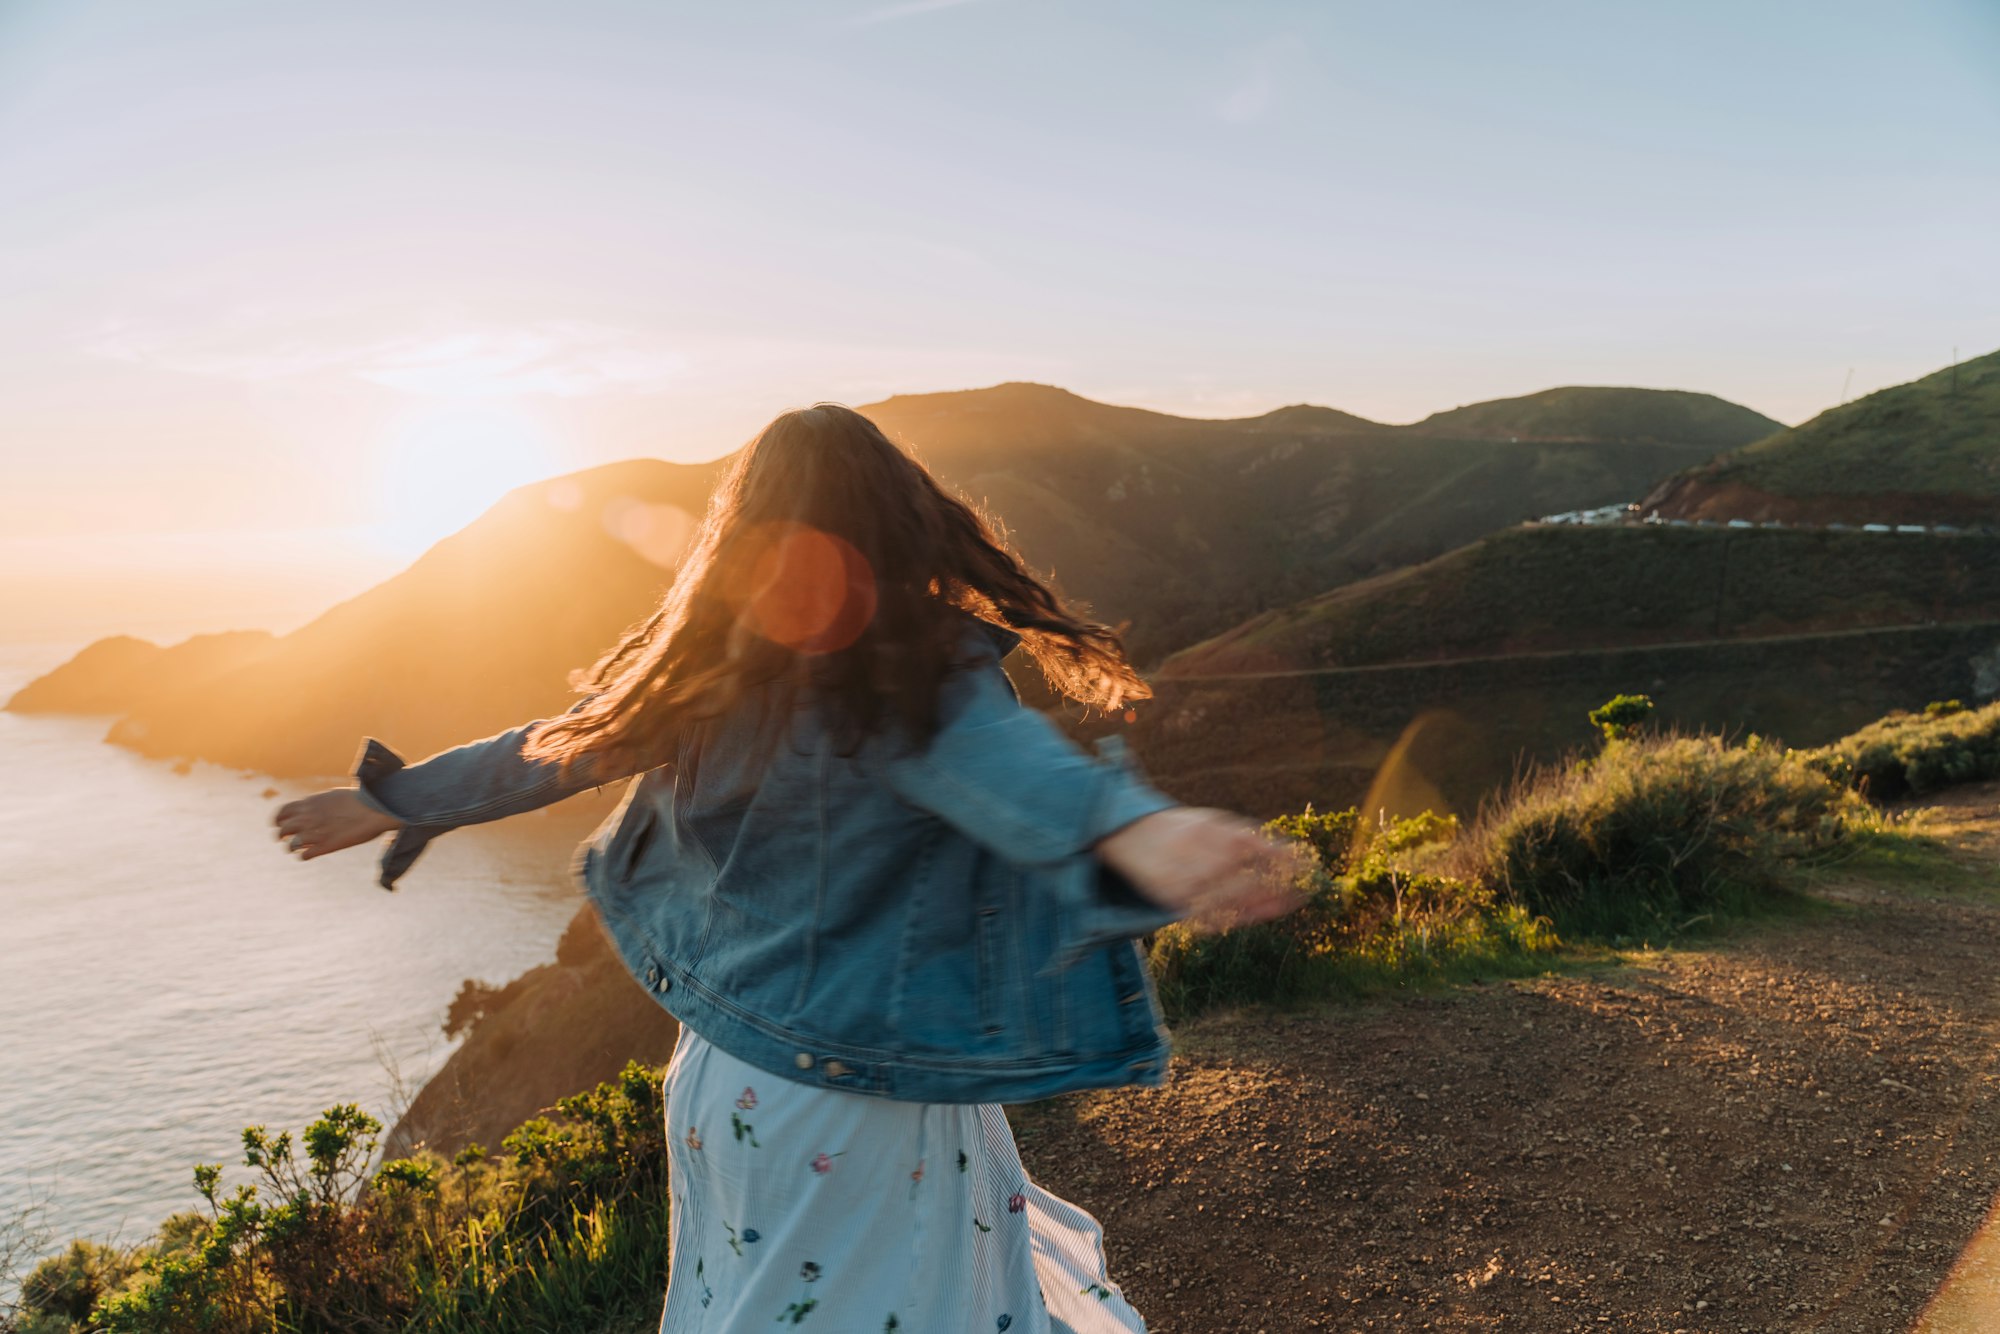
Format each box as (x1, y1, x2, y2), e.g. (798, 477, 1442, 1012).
(0, 638, 595, 1255)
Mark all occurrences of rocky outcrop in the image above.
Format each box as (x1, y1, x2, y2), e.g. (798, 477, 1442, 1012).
(385, 906, 681, 1159)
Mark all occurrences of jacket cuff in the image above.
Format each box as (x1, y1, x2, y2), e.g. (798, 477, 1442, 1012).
(1083, 733, 1179, 846)
(1040, 856, 1186, 976)
(352, 736, 443, 892)
(1040, 733, 1184, 974)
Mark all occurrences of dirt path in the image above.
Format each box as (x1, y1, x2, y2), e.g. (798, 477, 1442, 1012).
(1159, 615, 2000, 682)
(1017, 785, 2000, 1332)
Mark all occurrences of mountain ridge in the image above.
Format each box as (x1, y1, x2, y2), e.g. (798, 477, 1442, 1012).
(1644, 347, 2000, 522)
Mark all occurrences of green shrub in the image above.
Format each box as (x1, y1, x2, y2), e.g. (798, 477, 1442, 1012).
(1462, 732, 1859, 940)
(1589, 692, 1656, 744)
(20, 1241, 138, 1328)
(1258, 805, 1367, 869)
(1804, 699, 2000, 799)
(1147, 807, 1554, 1021)
(88, 1063, 669, 1334)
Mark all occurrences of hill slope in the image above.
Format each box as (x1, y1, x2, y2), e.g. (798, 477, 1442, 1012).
(1135, 525, 2000, 818)
(1645, 348, 2000, 522)
(1412, 384, 1783, 446)
(1164, 524, 2000, 675)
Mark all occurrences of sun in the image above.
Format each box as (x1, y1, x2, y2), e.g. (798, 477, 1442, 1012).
(369, 405, 567, 558)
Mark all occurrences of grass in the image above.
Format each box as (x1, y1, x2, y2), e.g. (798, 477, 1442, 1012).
(1802, 699, 2000, 800)
(1149, 710, 1972, 1023)
(1459, 732, 1857, 943)
(1722, 347, 2000, 499)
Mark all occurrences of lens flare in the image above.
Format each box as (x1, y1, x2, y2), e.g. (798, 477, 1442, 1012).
(601, 497, 695, 569)
(729, 521, 877, 654)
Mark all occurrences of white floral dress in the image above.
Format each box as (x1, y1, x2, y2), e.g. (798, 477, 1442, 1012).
(658, 1025, 1148, 1333)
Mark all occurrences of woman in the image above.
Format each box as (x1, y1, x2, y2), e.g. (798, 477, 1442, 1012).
(274, 403, 1300, 1331)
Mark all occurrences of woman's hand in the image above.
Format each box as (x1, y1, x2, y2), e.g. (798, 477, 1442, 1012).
(272, 788, 404, 861)
(1094, 807, 1307, 932)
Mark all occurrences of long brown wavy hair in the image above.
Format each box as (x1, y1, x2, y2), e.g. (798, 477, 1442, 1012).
(520, 402, 1149, 777)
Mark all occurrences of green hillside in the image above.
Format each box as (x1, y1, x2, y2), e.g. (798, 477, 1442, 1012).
(1136, 525, 2000, 820)
(1164, 524, 2000, 674)
(1412, 385, 1783, 447)
(1646, 348, 2000, 521)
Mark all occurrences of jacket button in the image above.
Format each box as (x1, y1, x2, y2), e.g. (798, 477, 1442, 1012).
(794, 1052, 814, 1070)
(644, 965, 660, 988)
(656, 975, 672, 994)
(1120, 990, 1143, 1005)
(823, 1059, 850, 1078)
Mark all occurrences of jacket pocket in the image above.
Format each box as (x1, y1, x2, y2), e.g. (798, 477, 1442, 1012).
(609, 804, 659, 882)
(974, 895, 1005, 1038)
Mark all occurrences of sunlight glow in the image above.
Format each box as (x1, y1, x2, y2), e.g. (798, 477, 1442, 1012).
(370, 406, 567, 557)
(600, 496, 696, 569)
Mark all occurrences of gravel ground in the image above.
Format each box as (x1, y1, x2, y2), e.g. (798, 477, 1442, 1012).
(1015, 785, 2000, 1332)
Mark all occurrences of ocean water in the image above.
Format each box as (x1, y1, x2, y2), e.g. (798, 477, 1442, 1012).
(0, 639, 600, 1254)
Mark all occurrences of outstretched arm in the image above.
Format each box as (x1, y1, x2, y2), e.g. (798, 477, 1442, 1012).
(274, 696, 654, 890)
(879, 633, 1302, 967)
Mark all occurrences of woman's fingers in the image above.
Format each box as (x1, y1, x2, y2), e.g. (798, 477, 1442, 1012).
(1178, 824, 1309, 933)
(270, 789, 399, 863)
(1096, 806, 1313, 927)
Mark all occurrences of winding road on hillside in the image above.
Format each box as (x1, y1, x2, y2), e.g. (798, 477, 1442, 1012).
(1011, 782, 2000, 1332)
(1158, 617, 2000, 683)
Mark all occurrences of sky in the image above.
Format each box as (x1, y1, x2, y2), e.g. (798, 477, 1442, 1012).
(2, 0, 1997, 644)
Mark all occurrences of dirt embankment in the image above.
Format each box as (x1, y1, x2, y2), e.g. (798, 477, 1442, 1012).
(1015, 785, 2000, 1332)
(1641, 473, 2000, 527)
(386, 908, 678, 1159)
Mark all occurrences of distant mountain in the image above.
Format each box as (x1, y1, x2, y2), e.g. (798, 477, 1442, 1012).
(868, 380, 1775, 660)
(8, 630, 276, 715)
(1645, 349, 2000, 523)
(29, 458, 726, 776)
(1412, 386, 1784, 447)
(9, 378, 1778, 777)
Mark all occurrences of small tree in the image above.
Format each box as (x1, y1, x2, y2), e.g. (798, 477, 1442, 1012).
(1589, 693, 1656, 744)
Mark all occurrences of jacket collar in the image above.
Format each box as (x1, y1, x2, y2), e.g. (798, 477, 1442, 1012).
(974, 619, 1023, 657)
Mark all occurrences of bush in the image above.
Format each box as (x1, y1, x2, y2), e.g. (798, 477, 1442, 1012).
(87, 1063, 669, 1334)
(1803, 699, 2000, 800)
(1589, 693, 1656, 744)
(20, 1241, 137, 1329)
(1461, 732, 1860, 940)
(1147, 807, 1555, 1021)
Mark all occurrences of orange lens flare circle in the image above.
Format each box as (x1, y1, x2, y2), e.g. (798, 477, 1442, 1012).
(731, 521, 878, 654)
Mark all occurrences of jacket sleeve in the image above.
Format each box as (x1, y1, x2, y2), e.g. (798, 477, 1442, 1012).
(348, 694, 647, 891)
(880, 634, 1188, 963)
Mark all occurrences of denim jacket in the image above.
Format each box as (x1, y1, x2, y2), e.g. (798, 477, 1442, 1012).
(348, 619, 1186, 1104)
